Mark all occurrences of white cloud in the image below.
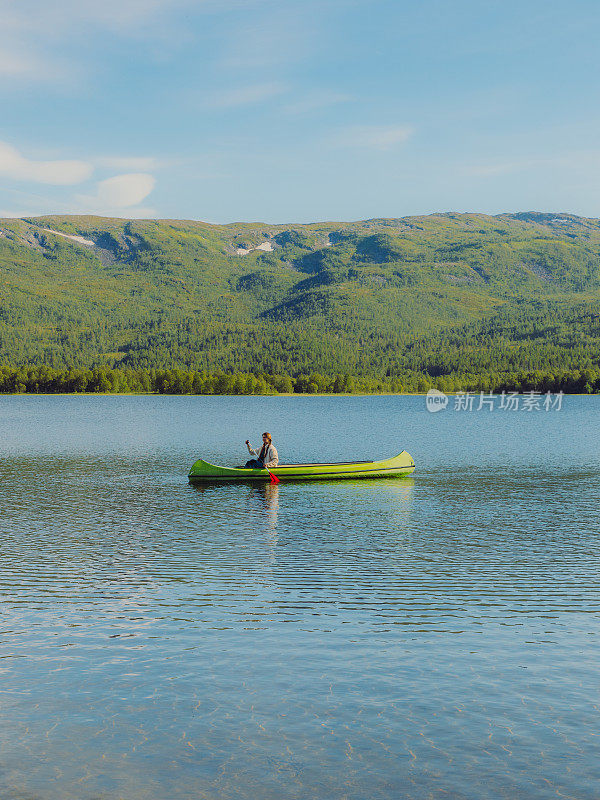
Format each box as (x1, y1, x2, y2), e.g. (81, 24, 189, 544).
(1, 168, 158, 218)
(0, 140, 93, 184)
(96, 173, 156, 207)
(0, 139, 163, 216)
(336, 125, 414, 150)
(76, 173, 156, 215)
(206, 82, 286, 109)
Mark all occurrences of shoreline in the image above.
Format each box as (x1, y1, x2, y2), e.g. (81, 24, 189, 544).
(0, 391, 425, 397)
(0, 390, 590, 398)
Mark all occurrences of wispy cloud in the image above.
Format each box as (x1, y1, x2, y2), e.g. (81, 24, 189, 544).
(0, 140, 92, 184)
(205, 81, 286, 109)
(0, 0, 316, 90)
(218, 5, 316, 69)
(334, 124, 414, 150)
(1, 0, 193, 36)
(283, 90, 351, 115)
(0, 48, 63, 81)
(467, 163, 519, 178)
(0, 0, 199, 86)
(63, 0, 188, 31)
(95, 155, 162, 171)
(466, 150, 600, 179)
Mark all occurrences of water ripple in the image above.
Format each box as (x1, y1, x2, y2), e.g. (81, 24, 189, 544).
(0, 396, 599, 800)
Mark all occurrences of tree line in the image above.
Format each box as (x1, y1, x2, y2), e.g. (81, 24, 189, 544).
(0, 365, 598, 395)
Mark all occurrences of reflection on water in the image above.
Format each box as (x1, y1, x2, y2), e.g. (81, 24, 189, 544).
(252, 481, 280, 530)
(0, 395, 599, 800)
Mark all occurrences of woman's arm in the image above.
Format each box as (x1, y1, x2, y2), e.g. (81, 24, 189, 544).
(246, 440, 257, 455)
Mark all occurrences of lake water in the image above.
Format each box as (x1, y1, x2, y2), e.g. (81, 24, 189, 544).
(0, 394, 599, 800)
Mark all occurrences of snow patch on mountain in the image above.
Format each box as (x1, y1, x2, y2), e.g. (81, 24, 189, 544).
(42, 228, 95, 246)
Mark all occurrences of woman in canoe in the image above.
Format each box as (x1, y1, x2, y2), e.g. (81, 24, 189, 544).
(245, 432, 279, 469)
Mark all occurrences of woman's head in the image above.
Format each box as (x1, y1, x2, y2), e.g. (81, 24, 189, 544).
(262, 432, 272, 443)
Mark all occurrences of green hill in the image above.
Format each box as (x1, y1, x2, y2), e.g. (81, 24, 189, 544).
(1, 211, 600, 392)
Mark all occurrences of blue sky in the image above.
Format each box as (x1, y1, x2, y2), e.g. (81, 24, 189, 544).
(1, 0, 600, 222)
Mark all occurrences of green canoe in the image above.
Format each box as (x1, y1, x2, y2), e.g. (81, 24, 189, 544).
(188, 451, 415, 482)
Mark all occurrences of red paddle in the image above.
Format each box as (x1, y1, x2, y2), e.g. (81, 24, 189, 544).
(266, 467, 280, 484)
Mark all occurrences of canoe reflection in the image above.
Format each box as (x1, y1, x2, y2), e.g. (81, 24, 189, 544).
(190, 477, 413, 537)
(250, 482, 279, 529)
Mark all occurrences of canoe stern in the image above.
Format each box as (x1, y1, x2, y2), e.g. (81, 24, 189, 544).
(188, 459, 267, 480)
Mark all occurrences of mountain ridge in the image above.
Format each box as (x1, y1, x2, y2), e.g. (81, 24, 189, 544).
(1, 211, 600, 388)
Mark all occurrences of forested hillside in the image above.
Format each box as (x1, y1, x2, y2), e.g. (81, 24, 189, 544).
(1, 211, 600, 392)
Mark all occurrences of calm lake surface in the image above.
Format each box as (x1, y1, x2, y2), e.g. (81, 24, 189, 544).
(0, 394, 599, 800)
